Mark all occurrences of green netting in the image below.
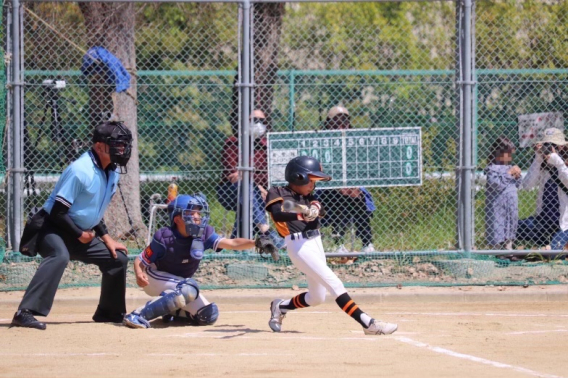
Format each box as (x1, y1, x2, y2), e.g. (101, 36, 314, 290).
(2, 250, 567, 292)
(1, 1, 567, 292)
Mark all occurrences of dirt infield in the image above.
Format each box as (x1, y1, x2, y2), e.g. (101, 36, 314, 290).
(1, 286, 567, 378)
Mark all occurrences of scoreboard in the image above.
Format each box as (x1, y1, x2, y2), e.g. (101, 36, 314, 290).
(267, 128, 422, 189)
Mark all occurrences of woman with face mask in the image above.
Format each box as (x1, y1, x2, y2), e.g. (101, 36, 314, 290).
(217, 110, 284, 247)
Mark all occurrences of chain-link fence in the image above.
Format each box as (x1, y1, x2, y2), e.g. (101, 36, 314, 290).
(2, 0, 568, 291)
(474, 1, 568, 261)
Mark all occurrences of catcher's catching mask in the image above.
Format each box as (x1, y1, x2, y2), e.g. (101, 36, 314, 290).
(168, 194, 210, 240)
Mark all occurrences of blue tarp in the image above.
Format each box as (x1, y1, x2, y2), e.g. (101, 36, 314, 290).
(81, 46, 130, 93)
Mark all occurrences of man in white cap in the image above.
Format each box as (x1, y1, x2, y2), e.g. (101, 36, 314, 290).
(316, 105, 376, 254)
(518, 128, 568, 250)
(325, 106, 350, 130)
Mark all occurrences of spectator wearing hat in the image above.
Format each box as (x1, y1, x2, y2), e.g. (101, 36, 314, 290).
(517, 128, 568, 248)
(316, 106, 376, 253)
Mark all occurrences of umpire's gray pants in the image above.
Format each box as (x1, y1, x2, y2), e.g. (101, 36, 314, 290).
(18, 224, 129, 317)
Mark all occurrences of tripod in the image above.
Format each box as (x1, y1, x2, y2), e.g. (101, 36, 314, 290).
(24, 81, 77, 197)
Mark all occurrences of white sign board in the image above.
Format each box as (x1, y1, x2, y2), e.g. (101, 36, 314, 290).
(518, 112, 564, 148)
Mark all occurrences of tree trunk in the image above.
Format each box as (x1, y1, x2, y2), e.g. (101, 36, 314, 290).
(253, 3, 285, 128)
(79, 3, 147, 245)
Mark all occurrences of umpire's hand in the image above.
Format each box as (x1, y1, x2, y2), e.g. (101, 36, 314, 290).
(100, 234, 128, 259)
(78, 230, 96, 244)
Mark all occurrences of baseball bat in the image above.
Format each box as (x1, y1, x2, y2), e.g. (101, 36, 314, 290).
(282, 199, 326, 217)
(282, 200, 309, 214)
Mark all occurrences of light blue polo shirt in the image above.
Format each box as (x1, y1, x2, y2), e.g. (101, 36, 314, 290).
(43, 150, 120, 231)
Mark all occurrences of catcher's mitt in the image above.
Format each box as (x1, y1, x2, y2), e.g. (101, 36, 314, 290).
(255, 234, 280, 261)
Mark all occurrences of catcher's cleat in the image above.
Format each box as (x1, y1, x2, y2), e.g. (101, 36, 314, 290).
(10, 309, 46, 330)
(363, 319, 398, 335)
(162, 314, 175, 323)
(268, 299, 286, 332)
(123, 313, 151, 329)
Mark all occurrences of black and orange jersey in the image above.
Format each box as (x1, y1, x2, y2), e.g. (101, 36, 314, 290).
(265, 186, 322, 237)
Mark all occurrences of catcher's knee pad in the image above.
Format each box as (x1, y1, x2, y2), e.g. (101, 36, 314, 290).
(139, 290, 186, 321)
(176, 278, 199, 304)
(189, 303, 219, 326)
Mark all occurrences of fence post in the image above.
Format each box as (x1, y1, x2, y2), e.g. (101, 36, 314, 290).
(458, 0, 475, 256)
(288, 70, 295, 131)
(239, 0, 252, 239)
(10, 0, 24, 252)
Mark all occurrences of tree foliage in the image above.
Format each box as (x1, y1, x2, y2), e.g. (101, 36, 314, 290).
(18, 0, 568, 175)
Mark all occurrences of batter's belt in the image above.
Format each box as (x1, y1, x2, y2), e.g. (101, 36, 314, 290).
(289, 229, 321, 240)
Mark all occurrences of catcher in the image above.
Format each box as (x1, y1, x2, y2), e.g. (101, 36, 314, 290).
(123, 193, 277, 329)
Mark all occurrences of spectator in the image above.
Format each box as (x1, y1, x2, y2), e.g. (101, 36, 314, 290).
(517, 128, 566, 247)
(10, 121, 132, 330)
(217, 110, 284, 247)
(484, 136, 521, 256)
(316, 106, 376, 253)
(542, 142, 568, 254)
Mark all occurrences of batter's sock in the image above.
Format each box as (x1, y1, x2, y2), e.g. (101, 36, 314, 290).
(335, 292, 372, 328)
(280, 293, 310, 311)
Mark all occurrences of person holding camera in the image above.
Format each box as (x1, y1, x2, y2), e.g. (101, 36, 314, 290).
(540, 138, 568, 253)
(10, 121, 133, 330)
(517, 128, 567, 248)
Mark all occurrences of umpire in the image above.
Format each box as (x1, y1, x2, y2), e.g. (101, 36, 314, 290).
(10, 121, 133, 330)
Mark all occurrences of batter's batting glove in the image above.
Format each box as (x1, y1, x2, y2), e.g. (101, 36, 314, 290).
(303, 206, 319, 222)
(255, 233, 280, 261)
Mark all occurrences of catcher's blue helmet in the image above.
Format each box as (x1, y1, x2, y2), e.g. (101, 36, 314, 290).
(167, 194, 210, 237)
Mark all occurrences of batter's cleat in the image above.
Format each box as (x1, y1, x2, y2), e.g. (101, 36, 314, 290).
(10, 309, 46, 330)
(123, 313, 151, 329)
(268, 299, 286, 332)
(361, 243, 376, 253)
(364, 319, 398, 335)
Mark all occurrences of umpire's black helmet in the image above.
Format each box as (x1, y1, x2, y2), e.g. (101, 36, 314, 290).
(285, 156, 331, 185)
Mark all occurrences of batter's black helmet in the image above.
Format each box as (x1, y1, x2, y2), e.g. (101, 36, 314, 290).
(285, 156, 331, 185)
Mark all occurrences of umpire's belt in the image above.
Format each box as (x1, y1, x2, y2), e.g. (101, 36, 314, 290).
(290, 229, 320, 240)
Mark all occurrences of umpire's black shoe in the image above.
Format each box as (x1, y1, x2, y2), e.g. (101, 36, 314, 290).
(10, 309, 46, 330)
(92, 306, 125, 323)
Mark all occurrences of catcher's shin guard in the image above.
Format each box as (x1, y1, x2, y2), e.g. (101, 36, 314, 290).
(139, 282, 198, 322)
(188, 303, 219, 326)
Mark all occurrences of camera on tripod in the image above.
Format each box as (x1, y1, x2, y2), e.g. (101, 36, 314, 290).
(42, 79, 66, 90)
